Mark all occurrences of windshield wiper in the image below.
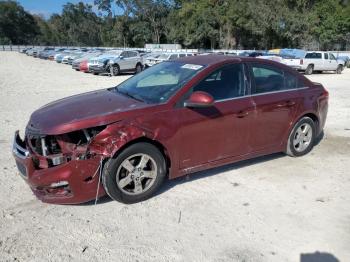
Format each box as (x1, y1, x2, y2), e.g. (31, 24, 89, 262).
(114, 87, 145, 103)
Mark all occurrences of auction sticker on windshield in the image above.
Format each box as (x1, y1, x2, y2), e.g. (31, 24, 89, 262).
(181, 64, 203, 70)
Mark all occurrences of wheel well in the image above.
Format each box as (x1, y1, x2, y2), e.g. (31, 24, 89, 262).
(112, 137, 171, 171)
(308, 64, 314, 68)
(302, 113, 319, 132)
(136, 62, 142, 67)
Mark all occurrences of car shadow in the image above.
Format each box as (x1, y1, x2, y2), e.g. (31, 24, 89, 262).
(300, 251, 339, 262)
(156, 152, 286, 197)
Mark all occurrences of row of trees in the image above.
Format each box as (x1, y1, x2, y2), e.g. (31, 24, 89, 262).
(0, 0, 349, 50)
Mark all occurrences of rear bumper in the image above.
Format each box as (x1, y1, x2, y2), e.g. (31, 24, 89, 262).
(12, 131, 105, 204)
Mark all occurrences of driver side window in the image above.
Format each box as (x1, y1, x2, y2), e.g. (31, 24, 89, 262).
(192, 64, 246, 101)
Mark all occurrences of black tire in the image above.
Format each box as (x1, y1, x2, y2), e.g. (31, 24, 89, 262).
(102, 143, 167, 204)
(135, 63, 143, 74)
(305, 65, 313, 75)
(110, 64, 120, 76)
(93, 72, 98, 75)
(286, 117, 316, 157)
(336, 65, 343, 74)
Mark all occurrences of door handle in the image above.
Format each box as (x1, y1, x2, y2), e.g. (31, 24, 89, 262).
(276, 100, 296, 108)
(236, 110, 249, 118)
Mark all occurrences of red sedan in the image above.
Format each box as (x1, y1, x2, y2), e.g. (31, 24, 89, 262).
(79, 60, 89, 72)
(13, 55, 328, 204)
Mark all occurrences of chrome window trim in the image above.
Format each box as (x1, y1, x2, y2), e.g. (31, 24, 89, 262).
(214, 86, 309, 103)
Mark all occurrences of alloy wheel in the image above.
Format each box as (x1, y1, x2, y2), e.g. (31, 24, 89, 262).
(116, 153, 157, 195)
(293, 123, 313, 152)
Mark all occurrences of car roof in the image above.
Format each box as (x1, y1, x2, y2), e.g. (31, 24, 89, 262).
(174, 54, 300, 73)
(174, 54, 255, 66)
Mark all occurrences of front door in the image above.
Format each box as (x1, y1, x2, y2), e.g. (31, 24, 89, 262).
(177, 63, 254, 169)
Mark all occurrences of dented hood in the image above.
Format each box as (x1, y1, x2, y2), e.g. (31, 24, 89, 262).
(26, 89, 148, 135)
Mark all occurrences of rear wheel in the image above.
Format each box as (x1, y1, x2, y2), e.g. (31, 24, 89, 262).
(286, 117, 316, 157)
(305, 65, 313, 75)
(336, 65, 343, 74)
(102, 143, 167, 203)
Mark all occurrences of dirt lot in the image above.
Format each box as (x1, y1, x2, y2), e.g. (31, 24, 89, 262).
(0, 52, 349, 262)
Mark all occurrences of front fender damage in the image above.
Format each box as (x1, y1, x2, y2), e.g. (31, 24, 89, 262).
(88, 121, 154, 158)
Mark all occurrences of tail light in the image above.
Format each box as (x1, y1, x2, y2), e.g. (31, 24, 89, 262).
(300, 59, 303, 65)
(322, 89, 329, 98)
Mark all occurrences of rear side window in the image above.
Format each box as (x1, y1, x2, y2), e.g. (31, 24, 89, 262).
(305, 53, 322, 59)
(251, 65, 284, 93)
(284, 71, 298, 89)
(250, 64, 300, 93)
(193, 64, 246, 101)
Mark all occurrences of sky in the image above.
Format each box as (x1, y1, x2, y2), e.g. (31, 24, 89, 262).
(17, 0, 118, 18)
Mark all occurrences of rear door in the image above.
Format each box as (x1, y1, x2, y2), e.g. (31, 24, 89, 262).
(247, 62, 302, 151)
(323, 53, 332, 70)
(125, 51, 138, 69)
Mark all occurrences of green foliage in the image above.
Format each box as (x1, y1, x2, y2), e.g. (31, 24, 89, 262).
(0, 0, 349, 49)
(0, 1, 39, 44)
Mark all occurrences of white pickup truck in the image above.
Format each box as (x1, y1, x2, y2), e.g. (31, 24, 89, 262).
(283, 51, 344, 75)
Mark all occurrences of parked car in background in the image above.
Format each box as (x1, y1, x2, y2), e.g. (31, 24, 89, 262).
(87, 50, 123, 75)
(62, 51, 84, 64)
(20, 47, 32, 53)
(336, 55, 350, 68)
(26, 47, 41, 56)
(296, 52, 344, 74)
(108, 50, 144, 76)
(38, 48, 55, 59)
(143, 52, 163, 68)
(13, 55, 328, 204)
(48, 48, 66, 60)
(147, 52, 195, 67)
(72, 52, 102, 71)
(79, 60, 89, 72)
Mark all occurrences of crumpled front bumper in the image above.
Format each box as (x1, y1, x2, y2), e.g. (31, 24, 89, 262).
(12, 131, 106, 204)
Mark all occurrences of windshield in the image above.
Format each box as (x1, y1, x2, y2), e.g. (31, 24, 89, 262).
(112, 61, 205, 104)
(158, 54, 170, 60)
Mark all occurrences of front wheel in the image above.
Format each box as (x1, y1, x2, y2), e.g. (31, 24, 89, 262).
(336, 65, 343, 74)
(102, 143, 167, 203)
(110, 64, 120, 76)
(135, 63, 143, 74)
(286, 117, 316, 157)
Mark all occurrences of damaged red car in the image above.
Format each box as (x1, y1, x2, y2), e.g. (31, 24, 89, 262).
(13, 55, 328, 204)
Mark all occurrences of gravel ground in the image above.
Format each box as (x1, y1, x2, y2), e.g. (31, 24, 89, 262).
(0, 52, 349, 262)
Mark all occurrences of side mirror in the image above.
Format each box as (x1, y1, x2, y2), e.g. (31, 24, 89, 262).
(184, 91, 214, 108)
(119, 56, 124, 59)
